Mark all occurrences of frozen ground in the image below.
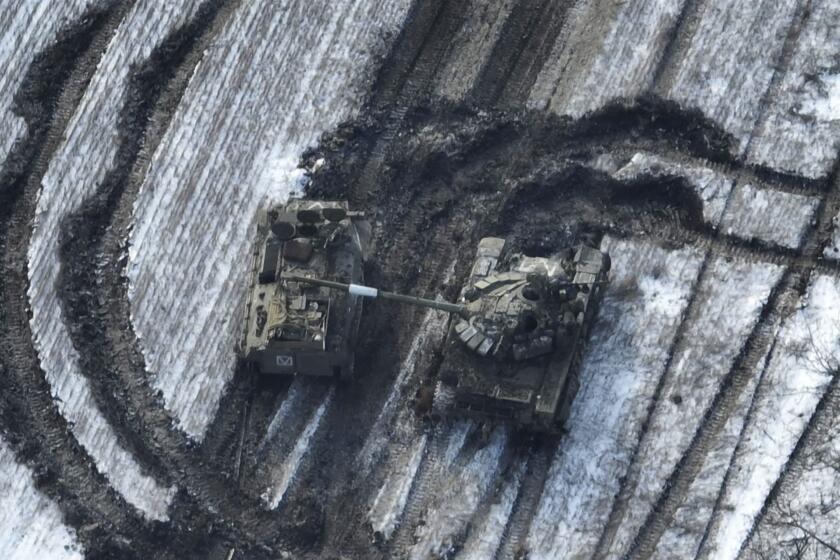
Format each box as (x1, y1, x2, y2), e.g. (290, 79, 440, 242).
(26, 0, 203, 521)
(0, 438, 83, 560)
(526, 236, 704, 559)
(127, 0, 412, 440)
(3, 0, 840, 557)
(0, 0, 104, 164)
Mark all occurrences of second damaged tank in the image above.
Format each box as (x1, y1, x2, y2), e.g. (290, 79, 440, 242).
(291, 236, 610, 433)
(438, 237, 610, 433)
(239, 199, 370, 378)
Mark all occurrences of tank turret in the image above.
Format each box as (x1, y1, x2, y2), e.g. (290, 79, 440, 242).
(440, 237, 611, 433)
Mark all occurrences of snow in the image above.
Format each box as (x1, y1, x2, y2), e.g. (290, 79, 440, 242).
(526, 236, 704, 559)
(0, 438, 83, 560)
(664, 0, 800, 155)
(457, 455, 527, 560)
(600, 255, 782, 558)
(0, 0, 103, 166)
(26, 0, 204, 520)
(747, 0, 840, 178)
(653, 352, 766, 559)
(127, 0, 413, 440)
(607, 151, 734, 226)
(261, 388, 333, 509)
(368, 434, 428, 540)
(529, 0, 685, 115)
(719, 183, 819, 249)
(699, 274, 840, 560)
(408, 427, 509, 560)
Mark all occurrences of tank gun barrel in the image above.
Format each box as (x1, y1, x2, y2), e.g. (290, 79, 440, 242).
(284, 275, 468, 317)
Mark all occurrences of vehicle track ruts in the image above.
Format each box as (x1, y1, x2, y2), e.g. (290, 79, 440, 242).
(312, 195, 483, 557)
(717, 161, 840, 560)
(57, 0, 234, 492)
(741, 0, 814, 159)
(621, 143, 840, 560)
(592, 245, 713, 560)
(51, 0, 313, 554)
(495, 442, 555, 560)
(691, 336, 779, 560)
(0, 3, 175, 557)
(386, 423, 451, 557)
(604, 143, 826, 199)
(470, 0, 576, 109)
(736, 350, 840, 558)
(587, 143, 741, 559)
(350, 0, 471, 202)
(602, 216, 840, 282)
(649, 0, 702, 94)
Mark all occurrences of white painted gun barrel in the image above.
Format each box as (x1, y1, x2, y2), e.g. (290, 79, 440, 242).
(285, 275, 468, 316)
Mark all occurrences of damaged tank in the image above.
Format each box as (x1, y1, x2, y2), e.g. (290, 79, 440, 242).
(290, 236, 610, 433)
(438, 237, 610, 433)
(239, 199, 370, 378)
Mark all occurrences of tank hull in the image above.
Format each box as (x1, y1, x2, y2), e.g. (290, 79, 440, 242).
(440, 238, 609, 433)
(240, 200, 368, 378)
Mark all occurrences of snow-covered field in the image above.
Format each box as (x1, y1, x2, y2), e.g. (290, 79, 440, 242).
(719, 183, 819, 249)
(746, 0, 840, 179)
(4, 0, 840, 557)
(26, 0, 205, 522)
(127, 0, 412, 439)
(600, 256, 782, 558)
(699, 275, 840, 560)
(0, 0, 104, 164)
(530, 0, 685, 115)
(526, 236, 704, 559)
(0, 438, 83, 560)
(662, 0, 801, 155)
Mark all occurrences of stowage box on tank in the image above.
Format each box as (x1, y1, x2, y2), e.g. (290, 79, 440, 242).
(439, 237, 610, 433)
(239, 199, 370, 378)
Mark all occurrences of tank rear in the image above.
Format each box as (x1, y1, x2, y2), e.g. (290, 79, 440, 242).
(239, 200, 369, 378)
(440, 237, 610, 433)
